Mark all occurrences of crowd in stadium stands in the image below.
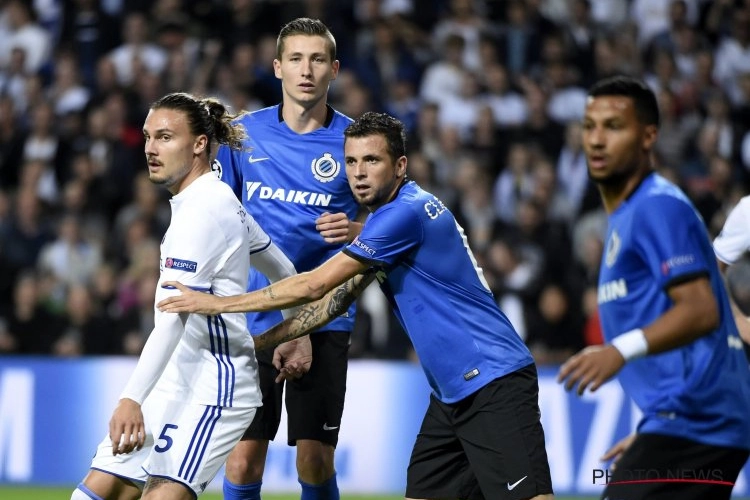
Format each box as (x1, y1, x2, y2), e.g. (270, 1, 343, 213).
(1, 0, 749, 364)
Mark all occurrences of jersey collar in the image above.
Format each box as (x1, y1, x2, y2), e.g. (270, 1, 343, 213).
(277, 103, 335, 128)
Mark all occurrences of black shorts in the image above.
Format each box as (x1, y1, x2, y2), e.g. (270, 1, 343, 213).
(602, 433, 749, 500)
(406, 363, 553, 500)
(242, 331, 349, 447)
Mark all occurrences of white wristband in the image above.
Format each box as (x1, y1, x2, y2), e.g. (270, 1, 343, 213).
(611, 329, 648, 361)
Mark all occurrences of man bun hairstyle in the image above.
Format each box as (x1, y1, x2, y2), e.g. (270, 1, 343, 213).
(150, 92, 248, 155)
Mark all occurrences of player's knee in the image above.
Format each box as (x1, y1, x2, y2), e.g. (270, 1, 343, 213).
(296, 452, 335, 483)
(225, 452, 265, 483)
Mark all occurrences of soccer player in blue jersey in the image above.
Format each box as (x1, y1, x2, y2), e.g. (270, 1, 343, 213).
(159, 112, 555, 500)
(210, 17, 362, 500)
(557, 76, 750, 500)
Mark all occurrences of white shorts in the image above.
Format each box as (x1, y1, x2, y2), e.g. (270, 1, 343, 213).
(90, 397, 256, 496)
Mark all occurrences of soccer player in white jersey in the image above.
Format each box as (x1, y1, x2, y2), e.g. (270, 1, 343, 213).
(70, 92, 301, 500)
(714, 195, 750, 344)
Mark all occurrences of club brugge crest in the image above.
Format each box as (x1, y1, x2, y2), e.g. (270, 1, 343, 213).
(311, 153, 340, 183)
(605, 230, 621, 268)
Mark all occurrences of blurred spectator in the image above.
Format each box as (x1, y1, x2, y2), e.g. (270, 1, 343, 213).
(47, 51, 91, 116)
(480, 63, 528, 129)
(59, 283, 121, 355)
(383, 78, 420, 134)
(713, 5, 750, 106)
(510, 79, 565, 160)
(0, 94, 24, 189)
(37, 212, 102, 305)
(496, 0, 543, 78)
(0, 0, 53, 74)
(493, 141, 537, 223)
(109, 171, 169, 265)
(21, 100, 72, 200)
(1, 187, 55, 272)
(213, 0, 279, 61)
(630, 0, 699, 50)
(485, 236, 545, 342)
(0, 47, 32, 115)
(525, 282, 585, 365)
(652, 87, 701, 172)
(436, 70, 482, 140)
(419, 33, 466, 104)
(1, 270, 64, 354)
(431, 0, 492, 73)
(354, 18, 422, 110)
(562, 0, 599, 85)
(107, 11, 167, 88)
(467, 104, 505, 174)
(556, 120, 592, 218)
(119, 267, 158, 355)
(451, 156, 495, 251)
(59, 0, 121, 90)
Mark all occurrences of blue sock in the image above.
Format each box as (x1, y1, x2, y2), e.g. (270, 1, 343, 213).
(299, 473, 339, 500)
(223, 478, 262, 500)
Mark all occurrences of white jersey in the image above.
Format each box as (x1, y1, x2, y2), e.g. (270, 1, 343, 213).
(714, 196, 750, 266)
(120, 172, 266, 409)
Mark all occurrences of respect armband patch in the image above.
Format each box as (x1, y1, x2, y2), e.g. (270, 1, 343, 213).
(164, 257, 198, 273)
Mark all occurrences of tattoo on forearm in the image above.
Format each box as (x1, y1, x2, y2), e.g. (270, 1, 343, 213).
(264, 286, 277, 300)
(254, 270, 378, 350)
(326, 271, 375, 318)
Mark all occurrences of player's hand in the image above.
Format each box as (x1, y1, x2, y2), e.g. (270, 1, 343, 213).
(272, 336, 312, 383)
(110, 398, 145, 455)
(315, 212, 360, 244)
(557, 344, 625, 396)
(157, 282, 223, 315)
(601, 433, 636, 470)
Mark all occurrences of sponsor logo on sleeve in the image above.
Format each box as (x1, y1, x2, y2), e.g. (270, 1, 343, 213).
(165, 257, 198, 273)
(352, 237, 377, 256)
(660, 254, 695, 275)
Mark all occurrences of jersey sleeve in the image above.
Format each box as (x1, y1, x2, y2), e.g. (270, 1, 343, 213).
(635, 195, 709, 288)
(214, 143, 244, 201)
(714, 197, 750, 265)
(119, 206, 229, 404)
(343, 203, 422, 266)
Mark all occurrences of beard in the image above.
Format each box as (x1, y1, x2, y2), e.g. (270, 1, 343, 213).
(587, 164, 634, 188)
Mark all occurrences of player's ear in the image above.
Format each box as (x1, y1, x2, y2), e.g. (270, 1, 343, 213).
(273, 59, 282, 80)
(194, 134, 208, 156)
(396, 156, 407, 178)
(331, 59, 340, 80)
(642, 124, 658, 150)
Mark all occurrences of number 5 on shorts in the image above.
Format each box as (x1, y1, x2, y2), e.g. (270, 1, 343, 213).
(155, 424, 178, 452)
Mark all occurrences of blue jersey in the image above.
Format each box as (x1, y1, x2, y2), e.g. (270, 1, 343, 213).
(213, 105, 359, 334)
(598, 173, 750, 450)
(343, 181, 533, 403)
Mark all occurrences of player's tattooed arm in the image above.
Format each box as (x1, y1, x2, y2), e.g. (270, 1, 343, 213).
(254, 269, 378, 351)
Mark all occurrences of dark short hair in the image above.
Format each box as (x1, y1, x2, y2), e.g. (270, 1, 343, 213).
(588, 75, 660, 127)
(277, 18, 336, 61)
(344, 112, 406, 161)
